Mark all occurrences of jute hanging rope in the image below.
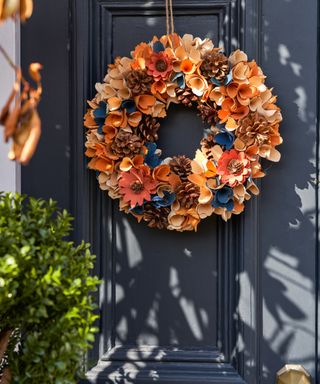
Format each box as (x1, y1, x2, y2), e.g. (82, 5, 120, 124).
(166, 0, 174, 35)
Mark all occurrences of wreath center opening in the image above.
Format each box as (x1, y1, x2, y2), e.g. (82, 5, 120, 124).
(156, 103, 208, 159)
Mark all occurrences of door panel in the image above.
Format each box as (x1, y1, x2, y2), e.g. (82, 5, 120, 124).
(113, 214, 219, 348)
(75, 1, 247, 382)
(21, 0, 320, 383)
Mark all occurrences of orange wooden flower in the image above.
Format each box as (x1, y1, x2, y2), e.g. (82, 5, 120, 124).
(86, 143, 115, 173)
(133, 42, 153, 60)
(185, 73, 208, 96)
(84, 110, 98, 129)
(168, 206, 200, 232)
(180, 59, 196, 74)
(217, 149, 251, 187)
(134, 94, 156, 115)
(119, 168, 157, 208)
(147, 52, 173, 81)
(106, 110, 127, 128)
(218, 97, 249, 129)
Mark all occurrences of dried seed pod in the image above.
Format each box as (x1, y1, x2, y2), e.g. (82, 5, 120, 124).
(176, 88, 198, 107)
(176, 182, 200, 209)
(169, 155, 192, 182)
(142, 204, 170, 230)
(197, 103, 218, 125)
(126, 69, 153, 96)
(137, 115, 160, 142)
(111, 131, 143, 158)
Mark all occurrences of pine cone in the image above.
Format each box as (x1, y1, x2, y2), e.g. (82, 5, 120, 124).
(176, 182, 200, 209)
(197, 103, 218, 125)
(126, 70, 153, 96)
(200, 51, 229, 81)
(176, 88, 198, 107)
(200, 134, 216, 160)
(137, 115, 160, 142)
(142, 204, 170, 230)
(111, 131, 143, 158)
(170, 155, 192, 182)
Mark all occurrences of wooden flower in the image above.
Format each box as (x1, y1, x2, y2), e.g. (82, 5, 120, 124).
(217, 149, 251, 187)
(134, 94, 156, 115)
(234, 113, 282, 161)
(180, 58, 196, 74)
(218, 97, 249, 130)
(147, 52, 173, 81)
(185, 73, 208, 96)
(119, 168, 158, 208)
(168, 206, 200, 232)
(98, 172, 121, 199)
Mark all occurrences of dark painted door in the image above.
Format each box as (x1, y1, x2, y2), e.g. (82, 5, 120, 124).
(21, 0, 320, 383)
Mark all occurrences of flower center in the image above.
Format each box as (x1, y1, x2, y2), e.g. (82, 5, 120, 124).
(155, 59, 168, 72)
(256, 132, 268, 145)
(130, 181, 144, 194)
(227, 159, 244, 175)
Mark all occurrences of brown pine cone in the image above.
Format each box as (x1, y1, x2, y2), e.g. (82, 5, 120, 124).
(142, 204, 170, 230)
(169, 155, 192, 182)
(200, 51, 229, 81)
(200, 134, 216, 160)
(176, 182, 200, 209)
(176, 88, 198, 107)
(197, 103, 218, 125)
(111, 130, 143, 158)
(126, 70, 153, 96)
(137, 115, 160, 142)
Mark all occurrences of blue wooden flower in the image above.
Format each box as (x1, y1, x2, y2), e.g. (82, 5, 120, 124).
(144, 142, 162, 168)
(212, 187, 234, 211)
(172, 72, 186, 89)
(93, 101, 108, 134)
(130, 204, 145, 215)
(153, 41, 165, 53)
(215, 131, 235, 150)
(121, 99, 136, 114)
(152, 191, 176, 208)
(210, 71, 233, 86)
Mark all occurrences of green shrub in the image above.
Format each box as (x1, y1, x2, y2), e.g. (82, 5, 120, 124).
(0, 193, 100, 383)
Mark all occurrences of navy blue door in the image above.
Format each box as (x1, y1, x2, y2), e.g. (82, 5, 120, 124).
(22, 0, 320, 383)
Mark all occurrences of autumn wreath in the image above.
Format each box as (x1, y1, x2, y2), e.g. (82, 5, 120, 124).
(84, 34, 282, 232)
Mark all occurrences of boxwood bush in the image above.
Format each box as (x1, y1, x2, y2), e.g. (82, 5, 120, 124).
(0, 193, 100, 383)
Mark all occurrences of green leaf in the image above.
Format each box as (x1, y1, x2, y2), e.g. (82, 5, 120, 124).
(0, 192, 100, 383)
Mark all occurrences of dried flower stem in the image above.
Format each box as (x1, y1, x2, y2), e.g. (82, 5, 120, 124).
(0, 44, 17, 72)
(0, 43, 27, 86)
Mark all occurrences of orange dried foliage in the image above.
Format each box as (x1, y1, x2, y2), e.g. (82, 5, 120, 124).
(0, 63, 42, 165)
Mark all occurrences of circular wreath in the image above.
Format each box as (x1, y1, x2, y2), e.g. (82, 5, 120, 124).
(84, 34, 282, 232)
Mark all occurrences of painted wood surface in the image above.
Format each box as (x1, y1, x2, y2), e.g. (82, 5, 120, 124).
(21, 1, 320, 382)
